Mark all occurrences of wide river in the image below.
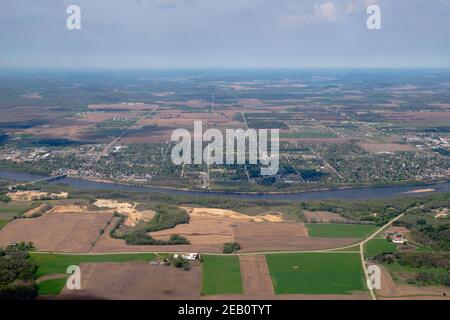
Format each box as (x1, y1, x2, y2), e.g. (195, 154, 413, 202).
(0, 170, 449, 201)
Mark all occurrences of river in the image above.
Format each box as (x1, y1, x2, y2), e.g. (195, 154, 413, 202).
(0, 170, 449, 201)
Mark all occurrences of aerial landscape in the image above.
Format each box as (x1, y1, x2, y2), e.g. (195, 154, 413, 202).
(0, 0, 449, 313)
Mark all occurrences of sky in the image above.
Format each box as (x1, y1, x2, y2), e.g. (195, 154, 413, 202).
(1, 0, 450, 68)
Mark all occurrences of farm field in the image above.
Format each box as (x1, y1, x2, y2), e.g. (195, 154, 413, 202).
(364, 239, 397, 258)
(234, 223, 356, 252)
(0, 220, 7, 228)
(0, 201, 36, 220)
(0, 213, 113, 252)
(32, 253, 158, 297)
(30, 252, 157, 277)
(266, 252, 366, 295)
(239, 255, 274, 296)
(59, 262, 202, 300)
(306, 223, 378, 238)
(201, 255, 243, 295)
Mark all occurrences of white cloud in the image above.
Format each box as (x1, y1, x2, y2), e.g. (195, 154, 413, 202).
(279, 1, 338, 28)
(314, 2, 337, 22)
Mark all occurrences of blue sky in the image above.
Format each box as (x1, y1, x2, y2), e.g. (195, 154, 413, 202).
(1, 0, 449, 68)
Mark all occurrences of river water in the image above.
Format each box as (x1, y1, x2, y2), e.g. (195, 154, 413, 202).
(0, 170, 449, 201)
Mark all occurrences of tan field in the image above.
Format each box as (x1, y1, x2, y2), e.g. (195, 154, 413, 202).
(359, 142, 415, 153)
(59, 262, 201, 300)
(24, 124, 94, 141)
(149, 216, 235, 246)
(239, 255, 274, 296)
(139, 109, 244, 129)
(0, 213, 112, 252)
(234, 223, 356, 252)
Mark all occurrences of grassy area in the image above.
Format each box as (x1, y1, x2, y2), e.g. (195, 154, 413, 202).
(30, 253, 157, 277)
(306, 223, 377, 238)
(266, 252, 366, 294)
(364, 239, 396, 258)
(332, 244, 360, 252)
(201, 255, 243, 295)
(37, 277, 68, 296)
(0, 220, 8, 229)
(0, 201, 35, 219)
(384, 262, 449, 286)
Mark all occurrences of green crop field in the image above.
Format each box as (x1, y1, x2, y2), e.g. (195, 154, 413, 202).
(37, 277, 68, 296)
(0, 220, 8, 228)
(266, 252, 366, 294)
(0, 201, 34, 219)
(30, 253, 157, 277)
(306, 223, 377, 238)
(201, 255, 243, 295)
(364, 239, 396, 258)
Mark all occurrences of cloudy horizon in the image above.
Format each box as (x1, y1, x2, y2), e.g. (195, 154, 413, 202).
(1, 0, 450, 68)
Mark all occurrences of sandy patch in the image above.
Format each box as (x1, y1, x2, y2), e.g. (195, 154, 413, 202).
(7, 191, 68, 201)
(94, 199, 155, 227)
(182, 207, 284, 223)
(404, 188, 435, 194)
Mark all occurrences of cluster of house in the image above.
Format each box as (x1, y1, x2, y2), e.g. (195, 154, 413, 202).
(174, 253, 200, 260)
(385, 231, 407, 244)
